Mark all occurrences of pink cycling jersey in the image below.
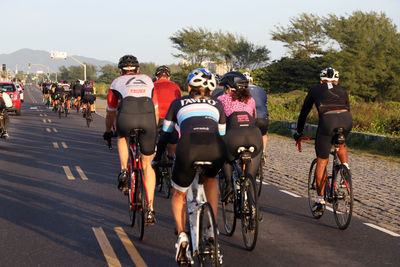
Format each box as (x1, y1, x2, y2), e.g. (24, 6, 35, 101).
(217, 93, 256, 117)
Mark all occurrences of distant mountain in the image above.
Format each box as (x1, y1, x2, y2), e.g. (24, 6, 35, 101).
(0, 48, 114, 73)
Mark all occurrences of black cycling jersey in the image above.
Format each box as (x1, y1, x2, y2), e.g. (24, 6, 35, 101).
(297, 82, 350, 133)
(72, 83, 83, 97)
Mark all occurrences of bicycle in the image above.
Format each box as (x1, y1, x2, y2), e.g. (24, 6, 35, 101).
(297, 128, 353, 230)
(177, 161, 222, 266)
(219, 146, 259, 251)
(156, 150, 173, 198)
(56, 97, 64, 119)
(127, 129, 149, 240)
(84, 104, 93, 127)
(255, 155, 265, 197)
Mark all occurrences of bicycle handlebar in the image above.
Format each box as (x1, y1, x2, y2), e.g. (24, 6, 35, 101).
(296, 137, 312, 152)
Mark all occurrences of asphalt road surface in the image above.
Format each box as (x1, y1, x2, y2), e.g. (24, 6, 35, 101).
(0, 85, 398, 267)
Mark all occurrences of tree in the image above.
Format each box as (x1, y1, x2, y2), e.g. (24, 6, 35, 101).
(59, 63, 97, 82)
(97, 64, 119, 84)
(271, 13, 326, 59)
(170, 27, 216, 66)
(231, 37, 270, 70)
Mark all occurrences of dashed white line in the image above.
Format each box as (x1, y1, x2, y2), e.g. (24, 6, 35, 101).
(92, 227, 122, 267)
(61, 142, 68, 148)
(53, 128, 58, 133)
(46, 128, 51, 133)
(53, 142, 59, 149)
(62, 166, 75, 180)
(115, 227, 147, 267)
(279, 190, 301, 198)
(75, 166, 88, 180)
(364, 223, 400, 237)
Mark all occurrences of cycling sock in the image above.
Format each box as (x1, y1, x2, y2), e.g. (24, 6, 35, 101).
(343, 162, 350, 170)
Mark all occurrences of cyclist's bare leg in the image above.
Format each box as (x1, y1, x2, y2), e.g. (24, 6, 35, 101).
(204, 177, 219, 218)
(337, 143, 348, 165)
(117, 136, 129, 171)
(172, 189, 188, 234)
(315, 157, 329, 196)
(141, 153, 156, 210)
(262, 135, 268, 151)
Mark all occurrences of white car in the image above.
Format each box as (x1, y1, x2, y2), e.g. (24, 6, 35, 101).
(15, 83, 24, 102)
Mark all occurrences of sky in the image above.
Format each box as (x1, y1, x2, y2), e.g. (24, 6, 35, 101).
(2, 0, 400, 65)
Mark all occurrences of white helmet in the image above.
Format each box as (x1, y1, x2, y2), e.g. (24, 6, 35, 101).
(187, 68, 216, 91)
(243, 72, 253, 83)
(320, 67, 339, 82)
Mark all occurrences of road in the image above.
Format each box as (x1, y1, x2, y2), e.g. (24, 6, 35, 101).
(0, 84, 398, 266)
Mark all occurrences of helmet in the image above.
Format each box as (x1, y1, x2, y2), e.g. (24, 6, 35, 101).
(220, 71, 248, 90)
(320, 67, 339, 82)
(187, 68, 216, 91)
(155, 65, 171, 77)
(118, 55, 139, 70)
(243, 72, 253, 83)
(214, 73, 221, 84)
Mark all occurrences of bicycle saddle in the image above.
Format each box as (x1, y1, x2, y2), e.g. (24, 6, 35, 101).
(332, 128, 346, 145)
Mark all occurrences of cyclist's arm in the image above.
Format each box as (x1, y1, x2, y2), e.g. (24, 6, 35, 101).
(217, 100, 226, 136)
(297, 89, 314, 133)
(152, 86, 159, 125)
(105, 88, 119, 132)
(162, 99, 177, 133)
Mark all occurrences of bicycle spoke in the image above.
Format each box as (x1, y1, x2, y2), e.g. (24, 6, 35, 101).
(198, 202, 220, 266)
(333, 165, 353, 230)
(241, 177, 258, 251)
(308, 158, 323, 219)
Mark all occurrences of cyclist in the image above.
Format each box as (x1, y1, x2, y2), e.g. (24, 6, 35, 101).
(217, 71, 263, 199)
(72, 80, 83, 110)
(151, 65, 181, 168)
(81, 81, 96, 117)
(243, 72, 269, 159)
(294, 67, 352, 215)
(103, 55, 159, 224)
(61, 81, 72, 112)
(162, 68, 226, 263)
(0, 91, 12, 138)
(52, 82, 65, 111)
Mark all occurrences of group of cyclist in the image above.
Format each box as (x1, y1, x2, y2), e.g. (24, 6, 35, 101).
(102, 54, 352, 264)
(41, 80, 96, 116)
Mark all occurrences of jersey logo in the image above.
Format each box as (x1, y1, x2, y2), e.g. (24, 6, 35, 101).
(180, 98, 217, 106)
(126, 77, 147, 86)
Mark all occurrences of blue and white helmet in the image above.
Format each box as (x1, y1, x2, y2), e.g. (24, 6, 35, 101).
(187, 68, 217, 91)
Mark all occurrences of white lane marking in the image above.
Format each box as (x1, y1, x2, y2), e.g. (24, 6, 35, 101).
(326, 206, 334, 212)
(279, 190, 301, 198)
(62, 166, 75, 180)
(47, 119, 52, 123)
(44, 114, 47, 117)
(92, 227, 122, 267)
(46, 128, 51, 133)
(75, 166, 88, 180)
(42, 119, 46, 123)
(61, 142, 68, 148)
(53, 128, 58, 133)
(364, 223, 400, 237)
(262, 181, 269, 185)
(53, 142, 59, 149)
(30, 107, 38, 110)
(40, 113, 43, 117)
(114, 227, 147, 267)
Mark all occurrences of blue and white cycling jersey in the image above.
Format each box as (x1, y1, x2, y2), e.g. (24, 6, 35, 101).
(162, 95, 226, 137)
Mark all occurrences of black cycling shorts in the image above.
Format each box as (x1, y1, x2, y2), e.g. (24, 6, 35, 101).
(82, 95, 96, 104)
(224, 126, 263, 162)
(74, 91, 82, 98)
(256, 118, 269, 135)
(172, 132, 226, 192)
(316, 111, 352, 159)
(116, 96, 157, 156)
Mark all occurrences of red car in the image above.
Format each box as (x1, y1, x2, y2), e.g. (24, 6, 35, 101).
(0, 81, 21, 115)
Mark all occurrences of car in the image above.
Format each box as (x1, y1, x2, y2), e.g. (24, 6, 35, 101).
(15, 83, 24, 102)
(0, 81, 21, 116)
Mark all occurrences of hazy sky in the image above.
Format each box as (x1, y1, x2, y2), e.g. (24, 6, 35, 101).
(2, 0, 400, 65)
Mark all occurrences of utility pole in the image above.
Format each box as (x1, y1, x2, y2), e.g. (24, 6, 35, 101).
(69, 56, 87, 81)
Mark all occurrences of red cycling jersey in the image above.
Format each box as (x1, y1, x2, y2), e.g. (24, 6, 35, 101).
(107, 74, 158, 112)
(153, 79, 181, 119)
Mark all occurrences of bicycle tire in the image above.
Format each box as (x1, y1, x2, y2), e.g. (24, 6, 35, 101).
(220, 168, 236, 236)
(58, 105, 62, 118)
(128, 149, 136, 227)
(65, 107, 68, 117)
(86, 110, 92, 127)
(307, 158, 323, 219)
(135, 168, 145, 240)
(198, 202, 220, 267)
(240, 176, 258, 251)
(164, 166, 172, 198)
(333, 165, 353, 230)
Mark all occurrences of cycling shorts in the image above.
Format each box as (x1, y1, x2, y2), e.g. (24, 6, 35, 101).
(74, 91, 82, 98)
(82, 94, 96, 104)
(256, 118, 269, 135)
(172, 132, 226, 192)
(116, 96, 157, 156)
(224, 126, 263, 162)
(316, 111, 352, 159)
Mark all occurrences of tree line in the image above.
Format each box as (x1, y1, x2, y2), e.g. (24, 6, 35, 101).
(57, 11, 400, 101)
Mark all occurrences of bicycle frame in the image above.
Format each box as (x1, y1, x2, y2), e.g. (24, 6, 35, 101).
(186, 165, 208, 256)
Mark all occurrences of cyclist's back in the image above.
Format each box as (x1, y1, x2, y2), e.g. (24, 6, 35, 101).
(154, 78, 181, 120)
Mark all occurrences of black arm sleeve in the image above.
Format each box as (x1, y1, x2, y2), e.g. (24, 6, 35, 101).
(297, 90, 314, 133)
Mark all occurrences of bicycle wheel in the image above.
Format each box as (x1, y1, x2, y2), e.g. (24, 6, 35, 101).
(128, 150, 136, 227)
(220, 169, 236, 236)
(198, 202, 220, 267)
(58, 104, 62, 118)
(240, 176, 258, 251)
(162, 166, 172, 199)
(132, 167, 145, 240)
(86, 110, 92, 127)
(308, 158, 323, 219)
(333, 165, 353, 230)
(65, 107, 68, 117)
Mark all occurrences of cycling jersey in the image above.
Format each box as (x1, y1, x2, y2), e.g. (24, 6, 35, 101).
(72, 83, 83, 98)
(154, 79, 181, 119)
(297, 82, 350, 133)
(162, 95, 226, 136)
(217, 93, 256, 118)
(247, 84, 269, 119)
(107, 74, 158, 112)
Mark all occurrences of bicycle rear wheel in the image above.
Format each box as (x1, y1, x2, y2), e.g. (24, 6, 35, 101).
(308, 158, 323, 219)
(333, 165, 353, 230)
(220, 169, 236, 236)
(86, 110, 92, 127)
(134, 168, 145, 240)
(198, 202, 220, 267)
(58, 105, 62, 118)
(240, 176, 258, 251)
(256, 158, 263, 197)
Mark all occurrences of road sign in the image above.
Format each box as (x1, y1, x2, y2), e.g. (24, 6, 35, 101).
(50, 51, 67, 60)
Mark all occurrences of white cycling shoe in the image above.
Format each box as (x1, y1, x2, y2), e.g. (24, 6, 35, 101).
(175, 232, 193, 265)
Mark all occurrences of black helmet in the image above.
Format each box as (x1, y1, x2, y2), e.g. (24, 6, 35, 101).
(118, 55, 139, 70)
(220, 71, 248, 90)
(155, 65, 171, 77)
